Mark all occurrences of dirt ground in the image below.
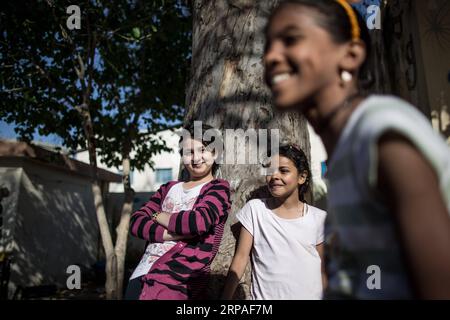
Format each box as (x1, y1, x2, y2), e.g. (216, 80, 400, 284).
(12, 281, 107, 300)
(53, 282, 106, 300)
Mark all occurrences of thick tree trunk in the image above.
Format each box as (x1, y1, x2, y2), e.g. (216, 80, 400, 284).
(185, 0, 311, 299)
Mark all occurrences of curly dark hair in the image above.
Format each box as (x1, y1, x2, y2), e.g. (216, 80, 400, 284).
(277, 144, 311, 202)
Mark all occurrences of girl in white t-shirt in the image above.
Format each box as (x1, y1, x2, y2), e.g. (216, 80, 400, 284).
(222, 144, 327, 300)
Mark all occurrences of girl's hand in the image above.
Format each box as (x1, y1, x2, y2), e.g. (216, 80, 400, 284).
(221, 224, 253, 300)
(316, 243, 328, 291)
(155, 211, 171, 228)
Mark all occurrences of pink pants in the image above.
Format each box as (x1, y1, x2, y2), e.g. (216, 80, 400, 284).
(139, 281, 188, 300)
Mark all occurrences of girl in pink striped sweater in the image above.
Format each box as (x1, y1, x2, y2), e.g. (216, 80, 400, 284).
(126, 124, 231, 300)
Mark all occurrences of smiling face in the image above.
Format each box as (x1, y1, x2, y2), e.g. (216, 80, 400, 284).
(181, 137, 216, 180)
(264, 4, 345, 110)
(265, 154, 307, 199)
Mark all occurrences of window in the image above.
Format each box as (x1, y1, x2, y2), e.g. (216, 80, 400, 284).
(321, 161, 328, 177)
(129, 171, 134, 186)
(155, 168, 172, 184)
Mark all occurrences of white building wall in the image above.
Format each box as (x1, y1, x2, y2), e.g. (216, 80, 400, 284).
(128, 129, 181, 193)
(0, 160, 99, 297)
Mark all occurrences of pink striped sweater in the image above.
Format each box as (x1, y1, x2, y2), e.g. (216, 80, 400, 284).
(130, 179, 231, 300)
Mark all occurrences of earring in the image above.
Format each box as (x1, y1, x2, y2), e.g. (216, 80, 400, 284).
(341, 70, 353, 83)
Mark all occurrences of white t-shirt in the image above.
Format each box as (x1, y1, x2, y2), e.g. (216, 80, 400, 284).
(236, 199, 327, 300)
(130, 181, 208, 280)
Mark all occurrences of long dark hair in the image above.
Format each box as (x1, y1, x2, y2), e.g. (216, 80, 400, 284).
(277, 144, 311, 202)
(267, 0, 373, 90)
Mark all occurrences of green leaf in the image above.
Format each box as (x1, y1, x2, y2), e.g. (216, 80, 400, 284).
(132, 27, 141, 39)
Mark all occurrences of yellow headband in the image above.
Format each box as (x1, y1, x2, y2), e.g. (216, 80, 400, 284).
(335, 0, 361, 41)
